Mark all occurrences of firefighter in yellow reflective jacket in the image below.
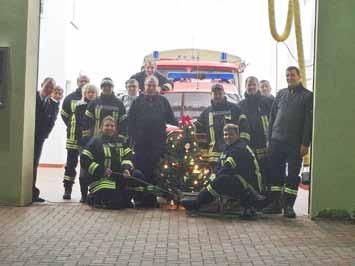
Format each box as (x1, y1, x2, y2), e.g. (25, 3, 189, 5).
(83, 77, 126, 141)
(195, 84, 251, 165)
(80, 116, 140, 209)
(181, 124, 265, 218)
(61, 75, 91, 200)
(238, 76, 273, 192)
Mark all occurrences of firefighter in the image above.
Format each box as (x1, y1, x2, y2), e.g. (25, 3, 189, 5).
(84, 77, 126, 139)
(128, 75, 178, 207)
(130, 58, 172, 93)
(80, 116, 139, 209)
(33, 77, 57, 202)
(238, 76, 273, 192)
(263, 66, 313, 218)
(181, 124, 265, 218)
(61, 74, 90, 199)
(195, 83, 251, 165)
(61, 84, 98, 201)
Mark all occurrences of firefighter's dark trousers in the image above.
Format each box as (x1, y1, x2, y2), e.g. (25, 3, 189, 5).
(133, 139, 165, 205)
(64, 149, 79, 184)
(87, 170, 145, 209)
(64, 148, 89, 196)
(33, 137, 46, 199)
(205, 174, 257, 208)
(269, 141, 302, 206)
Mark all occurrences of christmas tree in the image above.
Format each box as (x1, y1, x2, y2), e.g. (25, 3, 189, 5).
(156, 116, 212, 198)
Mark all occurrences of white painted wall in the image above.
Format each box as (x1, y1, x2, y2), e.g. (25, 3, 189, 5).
(38, 0, 74, 164)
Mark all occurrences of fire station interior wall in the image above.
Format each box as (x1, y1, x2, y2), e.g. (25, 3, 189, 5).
(0, 0, 40, 205)
(310, 0, 355, 217)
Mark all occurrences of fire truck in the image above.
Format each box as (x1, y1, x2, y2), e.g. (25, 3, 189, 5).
(144, 49, 246, 122)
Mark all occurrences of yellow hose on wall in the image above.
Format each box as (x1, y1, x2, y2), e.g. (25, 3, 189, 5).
(268, 0, 310, 165)
(268, 0, 307, 86)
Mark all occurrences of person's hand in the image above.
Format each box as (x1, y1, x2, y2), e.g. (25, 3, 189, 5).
(122, 169, 130, 178)
(300, 144, 309, 157)
(105, 168, 112, 177)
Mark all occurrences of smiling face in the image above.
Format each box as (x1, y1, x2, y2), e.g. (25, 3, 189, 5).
(52, 87, 63, 101)
(102, 119, 116, 136)
(101, 84, 113, 95)
(85, 89, 97, 101)
(144, 78, 158, 96)
(145, 62, 156, 76)
(224, 128, 239, 145)
(260, 81, 271, 96)
(246, 78, 259, 95)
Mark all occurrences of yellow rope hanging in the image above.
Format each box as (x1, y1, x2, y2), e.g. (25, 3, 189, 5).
(268, 0, 307, 86)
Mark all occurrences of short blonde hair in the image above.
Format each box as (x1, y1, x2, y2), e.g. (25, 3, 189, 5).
(144, 58, 156, 67)
(82, 83, 98, 98)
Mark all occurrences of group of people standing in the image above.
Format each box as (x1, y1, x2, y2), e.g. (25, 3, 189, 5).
(182, 66, 313, 219)
(33, 59, 313, 219)
(33, 59, 177, 209)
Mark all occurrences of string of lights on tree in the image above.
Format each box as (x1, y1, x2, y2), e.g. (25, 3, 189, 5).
(156, 115, 212, 197)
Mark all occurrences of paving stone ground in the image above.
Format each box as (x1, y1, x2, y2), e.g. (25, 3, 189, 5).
(1, 167, 352, 266)
(0, 204, 354, 266)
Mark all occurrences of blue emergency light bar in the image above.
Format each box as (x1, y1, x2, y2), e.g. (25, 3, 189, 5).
(168, 72, 234, 81)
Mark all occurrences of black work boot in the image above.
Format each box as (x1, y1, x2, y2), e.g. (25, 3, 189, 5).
(180, 198, 199, 211)
(79, 181, 88, 203)
(80, 194, 87, 203)
(262, 191, 282, 214)
(283, 205, 296, 218)
(240, 206, 257, 220)
(181, 188, 215, 211)
(283, 193, 297, 218)
(63, 183, 73, 200)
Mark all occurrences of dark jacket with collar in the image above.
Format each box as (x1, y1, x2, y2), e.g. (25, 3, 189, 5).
(128, 94, 178, 145)
(35, 91, 59, 140)
(269, 84, 313, 147)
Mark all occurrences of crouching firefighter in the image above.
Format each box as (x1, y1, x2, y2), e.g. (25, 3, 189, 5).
(181, 124, 265, 218)
(80, 116, 140, 209)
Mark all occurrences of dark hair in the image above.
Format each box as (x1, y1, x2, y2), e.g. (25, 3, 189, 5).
(245, 76, 259, 86)
(223, 124, 239, 135)
(286, 66, 301, 76)
(126, 78, 138, 88)
(41, 77, 55, 85)
(211, 84, 224, 92)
